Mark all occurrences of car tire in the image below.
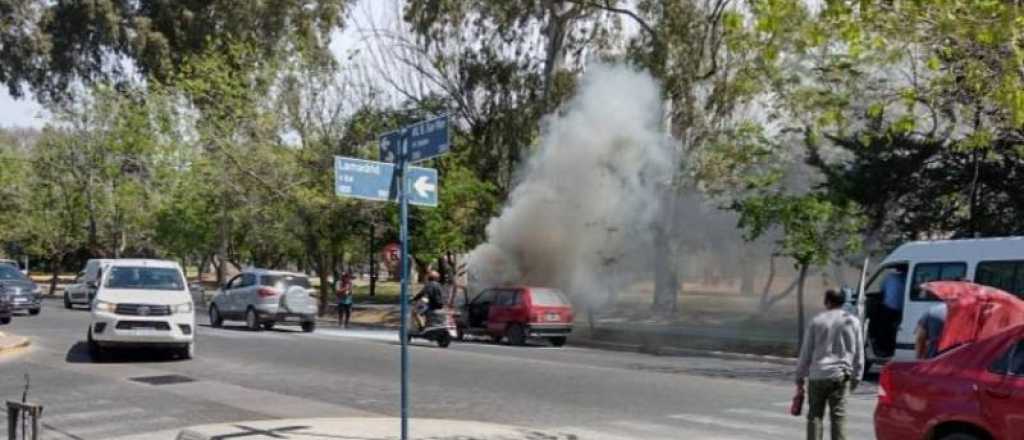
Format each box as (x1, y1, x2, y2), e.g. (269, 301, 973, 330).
(177, 343, 194, 360)
(549, 337, 567, 347)
(87, 328, 105, 362)
(0, 316, 10, 325)
(29, 308, 40, 316)
(456, 327, 464, 341)
(938, 433, 981, 440)
(505, 324, 526, 346)
(436, 332, 452, 348)
(301, 321, 315, 333)
(64, 296, 72, 309)
(262, 322, 275, 331)
(245, 308, 260, 331)
(209, 306, 223, 328)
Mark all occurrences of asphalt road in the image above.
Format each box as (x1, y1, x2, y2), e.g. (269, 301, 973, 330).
(0, 299, 878, 439)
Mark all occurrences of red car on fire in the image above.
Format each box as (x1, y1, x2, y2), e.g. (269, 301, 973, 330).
(455, 286, 574, 347)
(875, 282, 1024, 440)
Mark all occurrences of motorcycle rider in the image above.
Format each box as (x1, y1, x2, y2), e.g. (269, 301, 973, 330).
(412, 271, 444, 330)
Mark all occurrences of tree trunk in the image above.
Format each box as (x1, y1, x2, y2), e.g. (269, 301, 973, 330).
(652, 224, 680, 317)
(541, 0, 571, 100)
(740, 247, 756, 296)
(796, 264, 809, 350)
(315, 253, 330, 317)
(48, 254, 61, 296)
(652, 188, 680, 317)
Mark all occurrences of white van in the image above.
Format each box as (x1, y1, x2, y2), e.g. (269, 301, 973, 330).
(860, 237, 1024, 369)
(64, 258, 114, 308)
(87, 259, 195, 360)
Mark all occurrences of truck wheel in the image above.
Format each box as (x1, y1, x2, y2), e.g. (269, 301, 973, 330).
(245, 308, 260, 331)
(209, 305, 223, 328)
(88, 329, 105, 362)
(0, 316, 10, 325)
(505, 324, 526, 346)
(437, 332, 452, 348)
(549, 337, 567, 347)
(177, 343, 194, 360)
(64, 295, 72, 309)
(301, 321, 316, 333)
(29, 308, 40, 316)
(262, 322, 275, 331)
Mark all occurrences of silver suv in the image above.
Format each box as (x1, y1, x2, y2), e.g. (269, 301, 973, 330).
(208, 269, 317, 332)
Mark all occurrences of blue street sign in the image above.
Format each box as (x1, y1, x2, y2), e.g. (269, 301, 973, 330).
(334, 157, 438, 207)
(405, 166, 438, 207)
(379, 114, 450, 163)
(334, 157, 393, 202)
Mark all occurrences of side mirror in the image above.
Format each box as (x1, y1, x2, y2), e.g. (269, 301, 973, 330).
(86, 280, 98, 289)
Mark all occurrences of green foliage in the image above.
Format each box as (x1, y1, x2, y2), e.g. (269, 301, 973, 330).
(0, 0, 349, 102)
(737, 192, 863, 268)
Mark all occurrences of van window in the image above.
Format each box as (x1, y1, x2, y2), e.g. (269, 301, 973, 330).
(910, 262, 967, 301)
(976, 260, 1024, 299)
(529, 288, 569, 306)
(261, 274, 311, 289)
(865, 265, 909, 297)
(495, 290, 519, 306)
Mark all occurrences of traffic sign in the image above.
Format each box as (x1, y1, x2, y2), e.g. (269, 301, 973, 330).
(334, 157, 438, 207)
(405, 166, 438, 207)
(380, 114, 450, 163)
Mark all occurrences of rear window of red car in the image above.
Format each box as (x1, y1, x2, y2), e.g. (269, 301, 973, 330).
(529, 288, 569, 306)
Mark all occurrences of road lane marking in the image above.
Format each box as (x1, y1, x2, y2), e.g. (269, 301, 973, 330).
(667, 413, 803, 437)
(611, 420, 762, 440)
(42, 407, 145, 425)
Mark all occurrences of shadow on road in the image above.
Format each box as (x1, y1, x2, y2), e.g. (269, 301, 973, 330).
(197, 323, 306, 334)
(64, 341, 189, 364)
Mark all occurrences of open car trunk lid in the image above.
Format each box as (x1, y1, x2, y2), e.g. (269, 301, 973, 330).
(922, 281, 1024, 352)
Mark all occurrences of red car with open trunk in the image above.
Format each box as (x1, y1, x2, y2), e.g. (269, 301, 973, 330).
(456, 286, 574, 347)
(875, 282, 1024, 440)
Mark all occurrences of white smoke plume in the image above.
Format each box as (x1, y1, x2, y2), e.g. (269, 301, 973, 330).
(467, 65, 677, 300)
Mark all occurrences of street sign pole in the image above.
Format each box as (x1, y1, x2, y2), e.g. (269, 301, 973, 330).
(397, 135, 410, 440)
(338, 115, 447, 440)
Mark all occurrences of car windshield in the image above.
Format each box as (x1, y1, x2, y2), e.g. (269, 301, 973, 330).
(104, 266, 185, 291)
(0, 265, 27, 281)
(262, 274, 311, 289)
(530, 288, 568, 306)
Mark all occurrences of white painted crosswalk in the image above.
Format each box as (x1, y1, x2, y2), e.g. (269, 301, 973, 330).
(561, 396, 877, 439)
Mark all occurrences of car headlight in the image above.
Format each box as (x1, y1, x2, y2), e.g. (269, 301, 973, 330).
(94, 300, 116, 313)
(173, 303, 193, 314)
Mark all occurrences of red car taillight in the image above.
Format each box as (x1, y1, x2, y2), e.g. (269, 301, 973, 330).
(258, 287, 279, 298)
(878, 365, 894, 406)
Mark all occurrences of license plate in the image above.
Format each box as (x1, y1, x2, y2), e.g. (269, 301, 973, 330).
(545, 313, 560, 322)
(13, 298, 25, 303)
(284, 316, 301, 322)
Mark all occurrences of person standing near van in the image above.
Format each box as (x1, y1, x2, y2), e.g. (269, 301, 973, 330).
(879, 267, 907, 355)
(336, 271, 354, 328)
(915, 302, 947, 359)
(795, 289, 864, 440)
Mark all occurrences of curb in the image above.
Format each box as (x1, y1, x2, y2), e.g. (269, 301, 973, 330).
(0, 332, 31, 355)
(569, 336, 797, 366)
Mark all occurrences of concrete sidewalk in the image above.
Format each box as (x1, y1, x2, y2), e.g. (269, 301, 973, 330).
(110, 417, 622, 440)
(0, 331, 30, 355)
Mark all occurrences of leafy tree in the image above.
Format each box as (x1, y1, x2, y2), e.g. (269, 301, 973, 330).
(0, 0, 349, 102)
(736, 191, 863, 347)
(777, 1, 1024, 248)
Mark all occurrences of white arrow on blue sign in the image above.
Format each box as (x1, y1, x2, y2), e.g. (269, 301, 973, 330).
(380, 114, 449, 164)
(334, 157, 438, 207)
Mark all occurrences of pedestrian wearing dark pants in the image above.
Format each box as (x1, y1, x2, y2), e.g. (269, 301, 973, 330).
(795, 289, 864, 440)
